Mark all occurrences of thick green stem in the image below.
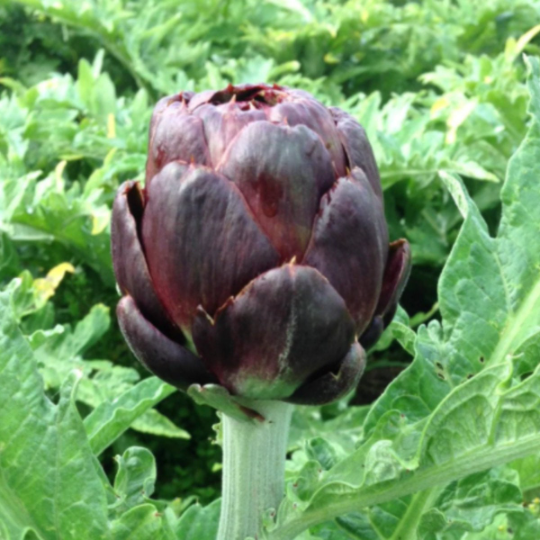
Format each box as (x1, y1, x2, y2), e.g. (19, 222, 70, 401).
(217, 401, 293, 540)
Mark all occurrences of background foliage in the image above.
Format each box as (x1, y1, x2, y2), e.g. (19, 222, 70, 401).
(1, 0, 540, 538)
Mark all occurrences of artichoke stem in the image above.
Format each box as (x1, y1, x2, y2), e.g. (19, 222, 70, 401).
(217, 400, 293, 540)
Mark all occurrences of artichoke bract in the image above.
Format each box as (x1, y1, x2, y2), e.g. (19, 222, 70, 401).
(112, 83, 410, 405)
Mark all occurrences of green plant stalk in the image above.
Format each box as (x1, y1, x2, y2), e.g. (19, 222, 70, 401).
(217, 401, 293, 540)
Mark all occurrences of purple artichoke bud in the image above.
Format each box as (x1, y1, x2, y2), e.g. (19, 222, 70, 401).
(112, 83, 411, 405)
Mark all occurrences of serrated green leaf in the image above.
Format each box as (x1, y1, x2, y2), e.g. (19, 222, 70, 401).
(111, 447, 156, 517)
(4, 170, 114, 284)
(288, 461, 323, 504)
(77, 58, 95, 111)
(28, 300, 188, 447)
(0, 285, 108, 540)
(306, 439, 339, 472)
(84, 376, 179, 456)
(110, 504, 177, 540)
(174, 500, 221, 540)
(30, 303, 110, 360)
(417, 468, 522, 539)
(509, 452, 540, 493)
(372, 305, 415, 355)
(131, 408, 190, 440)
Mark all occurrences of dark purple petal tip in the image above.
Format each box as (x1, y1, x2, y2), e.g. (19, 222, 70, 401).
(329, 106, 383, 200)
(377, 239, 412, 324)
(359, 239, 411, 349)
(117, 296, 218, 390)
(359, 315, 385, 350)
(111, 181, 181, 341)
(286, 342, 366, 405)
(146, 98, 210, 184)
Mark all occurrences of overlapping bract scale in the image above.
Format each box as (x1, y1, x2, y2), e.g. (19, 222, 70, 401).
(142, 161, 280, 334)
(218, 121, 335, 261)
(303, 168, 388, 335)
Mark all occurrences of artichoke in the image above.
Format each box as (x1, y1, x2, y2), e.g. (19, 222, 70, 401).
(112, 83, 410, 406)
